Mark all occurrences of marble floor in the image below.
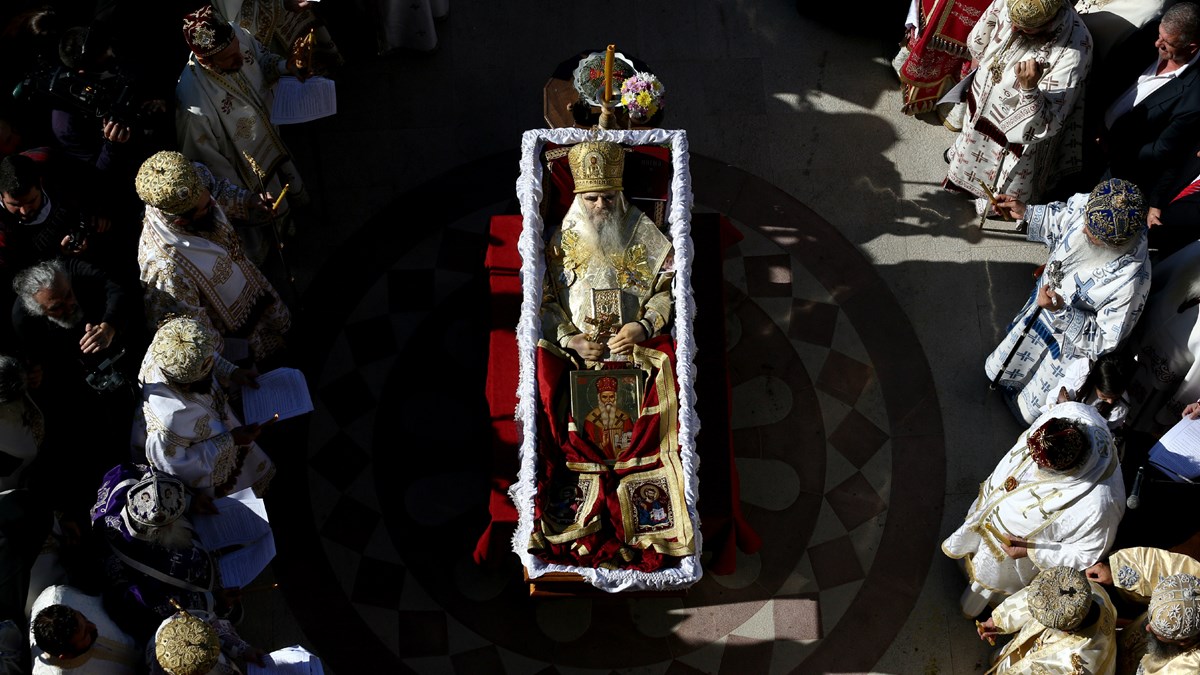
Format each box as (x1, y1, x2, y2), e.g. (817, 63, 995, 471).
(230, 2, 1097, 673)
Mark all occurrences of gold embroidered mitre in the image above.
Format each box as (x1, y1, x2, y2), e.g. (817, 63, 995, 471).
(149, 317, 217, 384)
(567, 141, 624, 194)
(154, 612, 220, 675)
(136, 151, 205, 215)
(1007, 0, 1062, 29)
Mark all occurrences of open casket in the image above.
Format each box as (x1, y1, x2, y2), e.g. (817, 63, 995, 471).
(510, 128, 702, 592)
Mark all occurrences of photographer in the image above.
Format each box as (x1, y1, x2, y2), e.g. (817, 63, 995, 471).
(10, 258, 144, 520)
(0, 150, 126, 287)
(48, 25, 171, 222)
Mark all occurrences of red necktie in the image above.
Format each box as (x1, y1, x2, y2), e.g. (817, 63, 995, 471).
(1172, 178, 1200, 203)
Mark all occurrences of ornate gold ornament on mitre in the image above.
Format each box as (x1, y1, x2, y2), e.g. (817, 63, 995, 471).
(567, 141, 624, 193)
(1007, 0, 1063, 29)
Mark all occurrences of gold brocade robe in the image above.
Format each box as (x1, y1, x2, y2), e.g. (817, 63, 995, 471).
(989, 581, 1117, 674)
(541, 199, 673, 357)
(175, 23, 303, 217)
(1108, 547, 1200, 675)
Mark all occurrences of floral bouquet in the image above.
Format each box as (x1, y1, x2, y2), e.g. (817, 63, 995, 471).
(621, 72, 666, 123)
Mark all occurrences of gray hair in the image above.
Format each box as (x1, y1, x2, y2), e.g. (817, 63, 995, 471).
(12, 259, 65, 316)
(1163, 2, 1200, 45)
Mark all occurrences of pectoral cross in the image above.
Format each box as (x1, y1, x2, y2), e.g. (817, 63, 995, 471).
(1046, 260, 1064, 290)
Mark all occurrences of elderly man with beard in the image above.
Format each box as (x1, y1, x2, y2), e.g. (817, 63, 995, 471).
(987, 178, 1151, 425)
(90, 464, 242, 645)
(10, 258, 138, 520)
(541, 141, 674, 364)
(136, 151, 290, 367)
(582, 375, 633, 459)
(526, 140, 696, 571)
(1085, 547, 1200, 674)
(943, 402, 1126, 618)
(176, 4, 310, 262)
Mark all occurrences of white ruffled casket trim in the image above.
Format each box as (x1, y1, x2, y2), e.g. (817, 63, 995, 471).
(509, 128, 703, 592)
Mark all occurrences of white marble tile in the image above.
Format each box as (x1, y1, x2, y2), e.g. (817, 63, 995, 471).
(730, 600, 775, 640)
(777, 553, 817, 596)
(674, 636, 726, 674)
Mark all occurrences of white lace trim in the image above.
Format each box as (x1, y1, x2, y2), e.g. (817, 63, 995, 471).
(509, 128, 703, 592)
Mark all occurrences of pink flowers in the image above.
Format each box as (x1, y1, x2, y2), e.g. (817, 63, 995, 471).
(620, 72, 666, 122)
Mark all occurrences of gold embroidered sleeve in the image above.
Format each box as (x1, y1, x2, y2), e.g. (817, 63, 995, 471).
(210, 432, 240, 488)
(640, 268, 674, 336)
(1109, 547, 1200, 601)
(540, 274, 580, 347)
(990, 585, 1033, 635)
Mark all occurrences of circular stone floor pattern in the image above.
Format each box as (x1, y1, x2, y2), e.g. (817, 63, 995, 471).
(272, 152, 947, 674)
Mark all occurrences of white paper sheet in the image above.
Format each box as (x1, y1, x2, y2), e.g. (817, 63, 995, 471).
(246, 645, 324, 674)
(271, 76, 336, 125)
(1149, 415, 1200, 482)
(192, 489, 275, 587)
(242, 368, 313, 425)
(192, 490, 271, 550)
(217, 532, 276, 589)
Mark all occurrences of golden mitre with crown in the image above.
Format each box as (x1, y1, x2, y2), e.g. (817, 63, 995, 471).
(568, 141, 625, 193)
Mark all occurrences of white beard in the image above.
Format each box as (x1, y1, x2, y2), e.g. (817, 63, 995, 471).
(576, 196, 628, 259)
(46, 305, 84, 329)
(599, 402, 617, 428)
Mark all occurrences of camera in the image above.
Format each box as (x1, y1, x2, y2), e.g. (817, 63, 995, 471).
(84, 347, 128, 394)
(13, 66, 150, 129)
(66, 219, 90, 253)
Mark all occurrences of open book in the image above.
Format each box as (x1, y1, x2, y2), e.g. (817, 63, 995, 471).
(246, 645, 324, 674)
(191, 488, 275, 588)
(1148, 415, 1200, 482)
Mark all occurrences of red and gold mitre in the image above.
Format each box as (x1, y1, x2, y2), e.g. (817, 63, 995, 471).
(568, 141, 624, 194)
(1027, 417, 1087, 471)
(595, 376, 618, 393)
(182, 5, 234, 58)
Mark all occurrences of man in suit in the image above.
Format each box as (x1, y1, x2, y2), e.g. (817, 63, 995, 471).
(1145, 139, 1200, 258)
(1091, 3, 1200, 194)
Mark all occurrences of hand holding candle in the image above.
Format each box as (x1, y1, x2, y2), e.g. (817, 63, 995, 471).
(603, 44, 615, 103)
(272, 184, 290, 211)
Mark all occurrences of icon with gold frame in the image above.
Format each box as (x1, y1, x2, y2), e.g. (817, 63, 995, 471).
(570, 368, 645, 458)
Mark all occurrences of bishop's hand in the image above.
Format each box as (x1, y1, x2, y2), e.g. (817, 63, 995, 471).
(1014, 58, 1044, 90)
(1000, 536, 1029, 559)
(1036, 285, 1065, 311)
(608, 322, 647, 355)
(568, 333, 606, 360)
(1086, 561, 1112, 585)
